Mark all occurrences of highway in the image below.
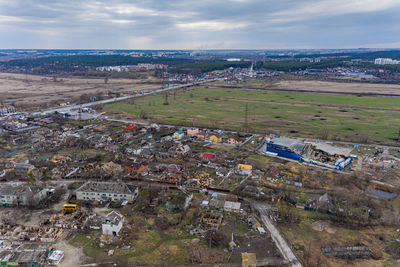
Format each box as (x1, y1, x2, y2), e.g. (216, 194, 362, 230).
(37, 78, 219, 116)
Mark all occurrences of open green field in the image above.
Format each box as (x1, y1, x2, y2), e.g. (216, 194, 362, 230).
(104, 87, 400, 144)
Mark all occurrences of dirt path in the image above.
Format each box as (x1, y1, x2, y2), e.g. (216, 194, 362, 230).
(251, 200, 302, 267)
(55, 239, 86, 267)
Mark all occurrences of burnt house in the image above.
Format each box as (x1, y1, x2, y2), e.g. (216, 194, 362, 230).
(167, 164, 183, 173)
(125, 161, 149, 175)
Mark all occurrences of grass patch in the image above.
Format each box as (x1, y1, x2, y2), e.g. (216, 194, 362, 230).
(104, 88, 400, 144)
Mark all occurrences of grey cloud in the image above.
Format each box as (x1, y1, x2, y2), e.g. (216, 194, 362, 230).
(0, 0, 399, 49)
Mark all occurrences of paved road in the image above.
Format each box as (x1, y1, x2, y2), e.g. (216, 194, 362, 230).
(36, 79, 219, 116)
(250, 200, 302, 267)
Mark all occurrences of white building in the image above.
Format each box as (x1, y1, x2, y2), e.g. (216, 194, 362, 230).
(0, 185, 49, 206)
(48, 250, 64, 265)
(102, 210, 124, 236)
(374, 58, 400, 65)
(76, 181, 138, 203)
(224, 201, 241, 213)
(226, 58, 242, 62)
(0, 106, 16, 116)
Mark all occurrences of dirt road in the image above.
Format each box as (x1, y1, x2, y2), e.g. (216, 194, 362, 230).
(55, 239, 86, 267)
(251, 201, 302, 267)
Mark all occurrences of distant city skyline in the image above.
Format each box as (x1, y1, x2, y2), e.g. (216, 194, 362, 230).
(0, 0, 399, 49)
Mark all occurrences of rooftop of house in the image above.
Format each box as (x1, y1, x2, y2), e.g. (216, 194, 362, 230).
(104, 210, 124, 225)
(242, 252, 257, 265)
(77, 181, 136, 195)
(237, 164, 252, 170)
(224, 201, 241, 210)
(202, 152, 216, 159)
(126, 161, 148, 168)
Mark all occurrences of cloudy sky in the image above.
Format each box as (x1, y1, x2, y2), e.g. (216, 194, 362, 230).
(0, 0, 400, 49)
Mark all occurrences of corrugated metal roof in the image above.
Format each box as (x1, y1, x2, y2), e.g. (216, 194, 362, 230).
(270, 137, 306, 154)
(309, 142, 352, 157)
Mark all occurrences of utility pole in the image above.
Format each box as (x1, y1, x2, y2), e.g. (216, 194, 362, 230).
(244, 103, 248, 132)
(164, 93, 169, 105)
(397, 128, 400, 141)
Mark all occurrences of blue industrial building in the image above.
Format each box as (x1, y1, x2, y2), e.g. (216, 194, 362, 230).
(264, 137, 307, 161)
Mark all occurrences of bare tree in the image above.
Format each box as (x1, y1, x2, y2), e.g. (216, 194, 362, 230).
(320, 127, 330, 140)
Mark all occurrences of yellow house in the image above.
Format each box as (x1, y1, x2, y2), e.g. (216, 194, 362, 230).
(237, 164, 252, 175)
(242, 252, 257, 267)
(209, 135, 222, 143)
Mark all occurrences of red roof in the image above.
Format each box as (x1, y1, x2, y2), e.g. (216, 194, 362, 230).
(202, 153, 216, 160)
(124, 122, 137, 131)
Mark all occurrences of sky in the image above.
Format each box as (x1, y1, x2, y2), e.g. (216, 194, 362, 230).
(0, 0, 400, 49)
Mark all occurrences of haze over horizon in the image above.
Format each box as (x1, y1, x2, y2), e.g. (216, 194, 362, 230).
(0, 0, 400, 50)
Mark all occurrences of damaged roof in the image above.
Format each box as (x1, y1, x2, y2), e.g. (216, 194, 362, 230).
(0, 243, 50, 263)
(0, 184, 43, 196)
(269, 137, 307, 154)
(77, 181, 135, 195)
(104, 210, 124, 225)
(309, 142, 352, 157)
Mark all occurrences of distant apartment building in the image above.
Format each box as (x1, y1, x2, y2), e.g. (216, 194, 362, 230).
(226, 58, 242, 62)
(76, 181, 138, 203)
(374, 58, 400, 65)
(96, 64, 167, 72)
(0, 106, 17, 116)
(0, 185, 49, 206)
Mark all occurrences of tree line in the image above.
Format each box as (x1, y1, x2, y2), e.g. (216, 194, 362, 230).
(170, 61, 252, 74)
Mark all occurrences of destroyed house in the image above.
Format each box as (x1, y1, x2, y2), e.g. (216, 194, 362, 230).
(167, 164, 183, 173)
(124, 122, 137, 131)
(0, 185, 49, 206)
(76, 181, 138, 203)
(209, 134, 222, 143)
(125, 161, 148, 175)
(201, 152, 216, 161)
(227, 137, 240, 145)
(265, 137, 308, 160)
(0, 243, 50, 267)
(196, 131, 207, 141)
(187, 128, 199, 136)
(201, 211, 223, 230)
(242, 252, 257, 267)
(172, 130, 185, 139)
(176, 144, 191, 155)
(102, 210, 124, 236)
(224, 201, 241, 213)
